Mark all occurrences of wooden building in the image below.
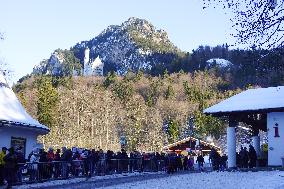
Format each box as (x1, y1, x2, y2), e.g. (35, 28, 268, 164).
(163, 136, 221, 155)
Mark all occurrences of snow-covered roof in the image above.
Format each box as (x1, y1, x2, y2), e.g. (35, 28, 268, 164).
(91, 55, 104, 68)
(207, 58, 232, 67)
(0, 72, 6, 84)
(163, 136, 220, 151)
(204, 86, 284, 115)
(0, 73, 49, 132)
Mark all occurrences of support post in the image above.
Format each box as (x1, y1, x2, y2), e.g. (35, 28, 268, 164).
(252, 129, 260, 158)
(227, 120, 237, 168)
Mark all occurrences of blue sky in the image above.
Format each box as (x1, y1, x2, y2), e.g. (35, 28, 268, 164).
(0, 0, 235, 83)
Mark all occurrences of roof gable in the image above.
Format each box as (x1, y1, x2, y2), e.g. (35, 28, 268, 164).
(0, 72, 49, 131)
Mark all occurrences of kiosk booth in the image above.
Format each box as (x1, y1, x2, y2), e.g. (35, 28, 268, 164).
(204, 86, 284, 167)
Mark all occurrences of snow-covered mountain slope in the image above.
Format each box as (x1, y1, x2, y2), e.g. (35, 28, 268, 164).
(33, 17, 182, 76)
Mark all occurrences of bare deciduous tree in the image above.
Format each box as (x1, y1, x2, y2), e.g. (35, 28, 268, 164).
(203, 0, 284, 50)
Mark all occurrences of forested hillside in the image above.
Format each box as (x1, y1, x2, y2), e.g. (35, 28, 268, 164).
(163, 45, 284, 89)
(15, 71, 241, 151)
(15, 44, 284, 152)
(15, 17, 284, 152)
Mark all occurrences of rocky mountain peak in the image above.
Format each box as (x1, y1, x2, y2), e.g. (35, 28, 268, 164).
(123, 17, 154, 31)
(122, 17, 170, 47)
(31, 18, 182, 77)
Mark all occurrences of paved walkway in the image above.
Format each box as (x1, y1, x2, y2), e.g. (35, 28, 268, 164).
(13, 172, 170, 189)
(13, 170, 205, 189)
(8, 166, 284, 189)
(49, 172, 169, 189)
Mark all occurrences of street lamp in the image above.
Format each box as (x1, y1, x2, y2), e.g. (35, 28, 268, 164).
(188, 116, 194, 149)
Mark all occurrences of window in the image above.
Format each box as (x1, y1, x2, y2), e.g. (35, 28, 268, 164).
(11, 137, 26, 157)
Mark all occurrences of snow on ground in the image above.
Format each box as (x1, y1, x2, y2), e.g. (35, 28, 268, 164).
(13, 171, 284, 189)
(101, 171, 284, 189)
(14, 172, 157, 189)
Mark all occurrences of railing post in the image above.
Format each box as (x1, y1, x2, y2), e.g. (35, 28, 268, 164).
(118, 159, 119, 173)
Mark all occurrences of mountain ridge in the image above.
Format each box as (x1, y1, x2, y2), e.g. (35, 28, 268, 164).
(32, 17, 183, 77)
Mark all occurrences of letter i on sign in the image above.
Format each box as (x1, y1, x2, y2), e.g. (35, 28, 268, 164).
(274, 123, 280, 137)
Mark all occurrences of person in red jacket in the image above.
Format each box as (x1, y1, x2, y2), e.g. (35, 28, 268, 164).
(47, 148, 55, 178)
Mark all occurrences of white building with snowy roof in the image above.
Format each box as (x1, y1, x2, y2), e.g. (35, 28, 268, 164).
(204, 86, 284, 167)
(83, 48, 104, 76)
(0, 72, 49, 158)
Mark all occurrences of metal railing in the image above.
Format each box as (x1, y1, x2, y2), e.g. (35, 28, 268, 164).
(14, 159, 166, 185)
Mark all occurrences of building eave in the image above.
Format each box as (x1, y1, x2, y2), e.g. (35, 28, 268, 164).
(0, 120, 50, 134)
(204, 107, 284, 117)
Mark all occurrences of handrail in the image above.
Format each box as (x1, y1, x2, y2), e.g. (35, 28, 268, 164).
(12, 158, 167, 186)
(18, 158, 160, 165)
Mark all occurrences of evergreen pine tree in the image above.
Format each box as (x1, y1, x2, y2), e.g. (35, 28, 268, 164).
(36, 76, 58, 128)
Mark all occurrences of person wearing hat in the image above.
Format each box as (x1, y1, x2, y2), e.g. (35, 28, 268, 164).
(0, 147, 7, 185)
(29, 149, 39, 181)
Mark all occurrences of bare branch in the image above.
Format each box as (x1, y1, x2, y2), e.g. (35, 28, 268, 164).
(203, 0, 284, 50)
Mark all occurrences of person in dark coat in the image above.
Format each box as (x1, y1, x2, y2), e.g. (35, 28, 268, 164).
(15, 147, 25, 184)
(236, 152, 241, 168)
(219, 154, 228, 171)
(38, 149, 48, 180)
(4, 147, 18, 189)
(187, 155, 194, 171)
(209, 149, 220, 171)
(72, 150, 81, 177)
(240, 147, 249, 168)
(196, 154, 205, 171)
(167, 152, 177, 174)
(248, 145, 257, 168)
(81, 150, 92, 177)
(176, 155, 183, 171)
(129, 152, 134, 173)
(121, 149, 128, 173)
(183, 155, 188, 170)
(61, 147, 72, 178)
(54, 149, 61, 178)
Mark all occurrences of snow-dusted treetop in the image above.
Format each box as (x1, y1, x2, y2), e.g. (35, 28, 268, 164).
(0, 73, 7, 85)
(0, 72, 49, 132)
(204, 86, 284, 114)
(0, 72, 6, 85)
(206, 58, 232, 68)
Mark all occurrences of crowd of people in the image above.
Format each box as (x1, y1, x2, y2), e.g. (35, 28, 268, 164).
(169, 149, 229, 173)
(0, 146, 168, 188)
(208, 148, 228, 171)
(0, 147, 25, 189)
(0, 144, 258, 188)
(26, 147, 168, 179)
(208, 145, 258, 171)
(236, 145, 258, 168)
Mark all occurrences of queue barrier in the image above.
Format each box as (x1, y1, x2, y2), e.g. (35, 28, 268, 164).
(14, 159, 166, 185)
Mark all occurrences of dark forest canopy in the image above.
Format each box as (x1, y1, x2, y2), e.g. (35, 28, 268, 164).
(155, 45, 284, 89)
